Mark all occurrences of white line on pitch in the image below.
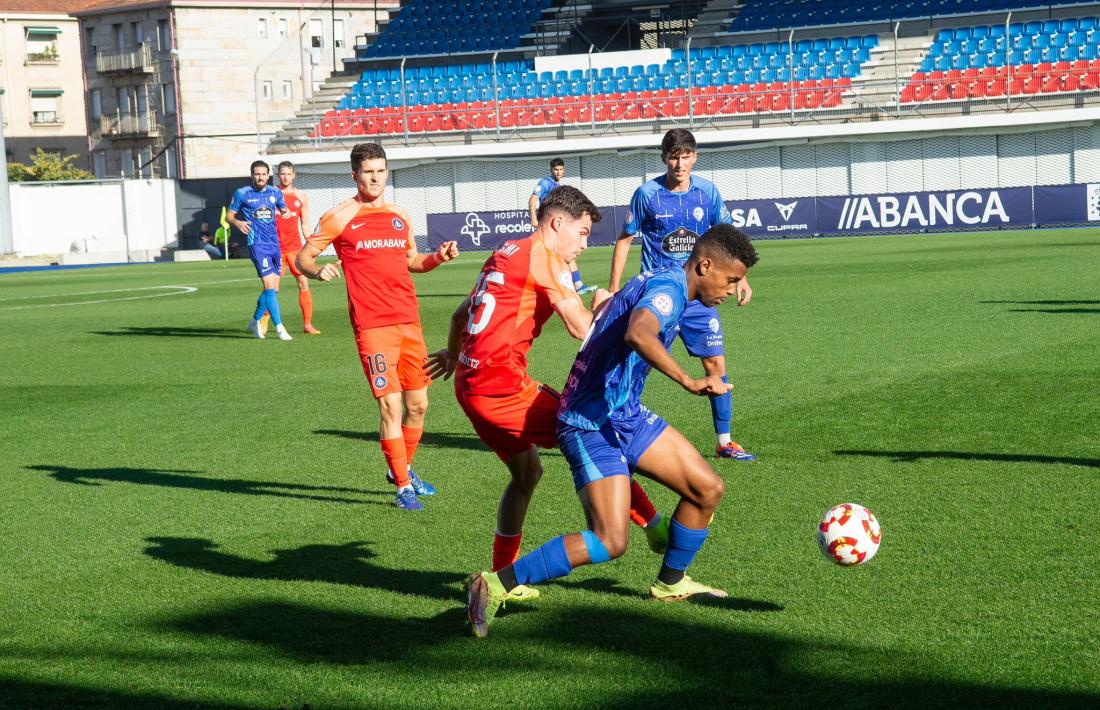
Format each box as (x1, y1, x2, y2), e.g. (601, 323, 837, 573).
(0, 285, 198, 311)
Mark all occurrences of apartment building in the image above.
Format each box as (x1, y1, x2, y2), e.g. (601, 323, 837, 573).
(0, 1, 90, 168)
(75, 0, 392, 179)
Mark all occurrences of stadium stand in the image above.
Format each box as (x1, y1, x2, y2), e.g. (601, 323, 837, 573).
(901, 18, 1100, 103)
(362, 0, 552, 58)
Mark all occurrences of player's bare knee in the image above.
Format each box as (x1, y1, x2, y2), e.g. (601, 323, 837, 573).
(590, 527, 628, 559)
(697, 470, 725, 509)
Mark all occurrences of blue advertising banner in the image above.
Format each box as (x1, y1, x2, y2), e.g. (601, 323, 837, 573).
(724, 197, 817, 237)
(427, 206, 626, 251)
(1033, 183, 1100, 225)
(817, 186, 1034, 234)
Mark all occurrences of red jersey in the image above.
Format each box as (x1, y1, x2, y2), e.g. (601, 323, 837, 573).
(309, 198, 419, 330)
(456, 235, 578, 396)
(275, 188, 308, 253)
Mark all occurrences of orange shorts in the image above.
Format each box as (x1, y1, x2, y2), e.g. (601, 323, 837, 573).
(456, 380, 560, 460)
(281, 249, 302, 278)
(354, 322, 431, 399)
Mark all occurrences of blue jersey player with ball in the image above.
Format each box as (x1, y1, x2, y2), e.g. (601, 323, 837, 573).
(466, 224, 759, 638)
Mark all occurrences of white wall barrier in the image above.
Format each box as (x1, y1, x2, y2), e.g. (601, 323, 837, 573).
(9, 179, 179, 262)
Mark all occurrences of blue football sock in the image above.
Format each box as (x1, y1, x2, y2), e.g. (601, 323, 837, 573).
(263, 289, 283, 326)
(709, 375, 732, 436)
(252, 294, 267, 320)
(512, 536, 573, 586)
(572, 269, 583, 286)
(662, 518, 710, 572)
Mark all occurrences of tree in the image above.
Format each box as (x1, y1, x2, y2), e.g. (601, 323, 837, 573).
(7, 149, 94, 182)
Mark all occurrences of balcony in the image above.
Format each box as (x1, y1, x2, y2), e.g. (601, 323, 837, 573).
(100, 111, 159, 138)
(96, 44, 154, 74)
(31, 111, 63, 126)
(25, 48, 60, 65)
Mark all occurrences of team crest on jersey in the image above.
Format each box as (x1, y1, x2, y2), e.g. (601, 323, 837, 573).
(692, 206, 705, 221)
(374, 376, 388, 389)
(558, 271, 575, 291)
(708, 317, 720, 334)
(268, 195, 276, 204)
(392, 217, 404, 231)
(652, 294, 674, 316)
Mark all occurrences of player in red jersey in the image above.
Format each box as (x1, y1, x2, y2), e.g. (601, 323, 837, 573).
(426, 186, 667, 599)
(274, 161, 321, 335)
(297, 143, 459, 511)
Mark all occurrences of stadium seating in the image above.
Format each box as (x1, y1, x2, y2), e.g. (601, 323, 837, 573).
(311, 35, 877, 138)
(901, 17, 1100, 103)
(362, 0, 552, 58)
(729, 0, 1087, 33)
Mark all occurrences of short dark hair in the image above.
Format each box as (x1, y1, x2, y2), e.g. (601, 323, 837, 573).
(277, 160, 295, 171)
(537, 185, 602, 224)
(351, 143, 387, 171)
(250, 160, 270, 173)
(549, 157, 565, 169)
(692, 224, 758, 269)
(661, 128, 697, 160)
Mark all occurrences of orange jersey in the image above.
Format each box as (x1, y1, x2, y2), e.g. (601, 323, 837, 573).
(309, 198, 419, 330)
(456, 235, 578, 396)
(276, 188, 308, 253)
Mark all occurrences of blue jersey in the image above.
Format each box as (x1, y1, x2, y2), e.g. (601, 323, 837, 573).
(558, 267, 687, 431)
(623, 174, 732, 273)
(229, 184, 286, 247)
(532, 176, 562, 202)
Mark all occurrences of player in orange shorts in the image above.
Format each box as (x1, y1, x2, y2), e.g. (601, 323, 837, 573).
(426, 185, 667, 600)
(297, 142, 458, 511)
(273, 160, 321, 335)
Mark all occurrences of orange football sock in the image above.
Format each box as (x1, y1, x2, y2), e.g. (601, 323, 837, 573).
(380, 437, 409, 488)
(402, 425, 423, 467)
(299, 290, 313, 325)
(629, 479, 658, 527)
(492, 530, 523, 572)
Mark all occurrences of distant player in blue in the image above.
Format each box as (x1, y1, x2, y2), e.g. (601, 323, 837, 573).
(466, 225, 759, 637)
(609, 128, 756, 461)
(227, 160, 292, 341)
(528, 157, 597, 295)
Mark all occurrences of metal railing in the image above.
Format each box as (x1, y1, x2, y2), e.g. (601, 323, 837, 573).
(95, 44, 154, 74)
(100, 111, 159, 137)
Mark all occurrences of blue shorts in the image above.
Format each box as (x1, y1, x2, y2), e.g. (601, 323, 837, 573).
(249, 243, 282, 279)
(678, 300, 725, 358)
(557, 408, 669, 491)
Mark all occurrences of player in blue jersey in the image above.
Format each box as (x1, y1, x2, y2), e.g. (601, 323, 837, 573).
(228, 160, 292, 341)
(528, 158, 597, 295)
(465, 225, 759, 638)
(609, 129, 756, 461)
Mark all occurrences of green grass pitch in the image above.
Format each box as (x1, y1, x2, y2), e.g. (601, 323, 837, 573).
(0, 230, 1097, 708)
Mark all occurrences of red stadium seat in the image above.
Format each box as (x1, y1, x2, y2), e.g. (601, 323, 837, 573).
(952, 82, 969, 99)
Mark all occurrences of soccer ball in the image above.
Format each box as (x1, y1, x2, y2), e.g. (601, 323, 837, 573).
(817, 503, 881, 566)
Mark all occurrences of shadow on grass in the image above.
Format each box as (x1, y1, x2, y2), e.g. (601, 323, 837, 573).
(314, 428, 485, 451)
(91, 326, 253, 339)
(834, 450, 1099, 469)
(979, 299, 1100, 314)
(0, 678, 251, 709)
(27, 464, 391, 505)
(144, 537, 463, 601)
(161, 600, 1100, 708)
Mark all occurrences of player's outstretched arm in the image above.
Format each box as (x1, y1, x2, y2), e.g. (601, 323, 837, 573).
(425, 296, 470, 381)
(408, 240, 459, 273)
(296, 243, 342, 282)
(624, 308, 732, 397)
(553, 295, 602, 340)
(609, 233, 633, 292)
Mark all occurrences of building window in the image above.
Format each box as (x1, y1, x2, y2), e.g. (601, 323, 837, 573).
(29, 90, 63, 124)
(309, 19, 323, 48)
(278, 18, 288, 38)
(121, 148, 133, 177)
(157, 19, 170, 52)
(282, 81, 292, 100)
(138, 148, 152, 178)
(112, 23, 123, 49)
(25, 27, 61, 63)
(262, 81, 272, 100)
(162, 83, 176, 114)
(131, 21, 143, 46)
(117, 86, 132, 114)
(258, 17, 268, 39)
(93, 151, 106, 178)
(164, 145, 177, 179)
(90, 89, 102, 119)
(84, 26, 95, 58)
(334, 19, 346, 49)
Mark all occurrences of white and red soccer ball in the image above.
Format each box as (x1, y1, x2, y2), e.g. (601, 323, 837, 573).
(817, 503, 881, 566)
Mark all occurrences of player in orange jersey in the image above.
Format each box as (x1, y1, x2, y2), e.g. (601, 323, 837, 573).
(273, 161, 321, 335)
(297, 143, 459, 511)
(426, 186, 668, 599)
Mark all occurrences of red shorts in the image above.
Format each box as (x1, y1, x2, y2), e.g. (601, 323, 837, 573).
(281, 249, 302, 278)
(354, 322, 431, 399)
(456, 380, 560, 460)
